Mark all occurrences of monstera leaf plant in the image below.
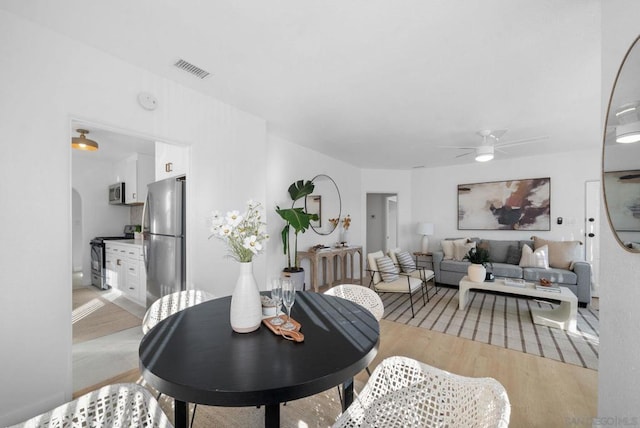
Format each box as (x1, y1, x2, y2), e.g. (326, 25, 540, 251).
(276, 180, 319, 272)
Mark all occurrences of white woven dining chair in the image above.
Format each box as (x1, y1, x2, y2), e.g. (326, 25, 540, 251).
(325, 284, 384, 321)
(142, 289, 215, 427)
(333, 356, 511, 428)
(143, 289, 216, 334)
(9, 383, 173, 428)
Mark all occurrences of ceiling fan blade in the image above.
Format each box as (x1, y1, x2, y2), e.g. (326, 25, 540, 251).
(495, 135, 549, 148)
(488, 129, 508, 140)
(455, 151, 473, 158)
(438, 145, 477, 150)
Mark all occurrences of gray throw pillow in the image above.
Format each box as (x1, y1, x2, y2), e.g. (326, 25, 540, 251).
(376, 256, 399, 282)
(397, 251, 416, 272)
(506, 245, 521, 265)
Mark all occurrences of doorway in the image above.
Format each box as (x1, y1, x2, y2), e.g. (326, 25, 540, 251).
(585, 180, 600, 297)
(366, 193, 398, 254)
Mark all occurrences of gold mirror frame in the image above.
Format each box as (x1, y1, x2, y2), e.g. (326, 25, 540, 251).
(602, 35, 640, 253)
(306, 174, 342, 236)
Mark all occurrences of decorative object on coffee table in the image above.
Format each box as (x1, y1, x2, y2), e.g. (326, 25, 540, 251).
(464, 247, 491, 283)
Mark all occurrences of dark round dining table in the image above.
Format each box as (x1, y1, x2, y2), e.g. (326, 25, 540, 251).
(139, 291, 380, 428)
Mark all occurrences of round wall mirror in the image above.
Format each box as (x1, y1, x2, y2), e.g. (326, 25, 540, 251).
(305, 174, 342, 235)
(603, 35, 640, 253)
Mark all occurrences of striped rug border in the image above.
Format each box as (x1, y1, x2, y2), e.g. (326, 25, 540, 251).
(381, 286, 599, 370)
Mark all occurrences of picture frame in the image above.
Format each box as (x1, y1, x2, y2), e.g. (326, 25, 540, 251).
(458, 177, 551, 230)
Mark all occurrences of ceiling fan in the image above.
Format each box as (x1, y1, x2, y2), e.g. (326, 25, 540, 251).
(440, 130, 548, 162)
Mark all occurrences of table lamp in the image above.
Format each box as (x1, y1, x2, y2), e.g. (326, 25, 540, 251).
(416, 222, 434, 253)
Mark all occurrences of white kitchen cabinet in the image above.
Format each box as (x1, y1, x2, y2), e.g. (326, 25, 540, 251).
(117, 153, 154, 205)
(105, 241, 146, 306)
(155, 141, 188, 180)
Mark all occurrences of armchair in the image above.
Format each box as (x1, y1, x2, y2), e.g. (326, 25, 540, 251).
(367, 251, 425, 318)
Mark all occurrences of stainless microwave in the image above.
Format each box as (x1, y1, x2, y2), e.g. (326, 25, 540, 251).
(109, 182, 126, 205)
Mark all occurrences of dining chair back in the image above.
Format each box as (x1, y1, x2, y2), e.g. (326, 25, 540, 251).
(325, 283, 384, 321)
(143, 289, 215, 334)
(9, 383, 173, 428)
(333, 356, 511, 428)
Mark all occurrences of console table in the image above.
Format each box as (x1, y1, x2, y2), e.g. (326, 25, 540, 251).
(298, 246, 363, 292)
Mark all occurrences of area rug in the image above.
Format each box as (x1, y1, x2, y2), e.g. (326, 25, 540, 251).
(381, 286, 599, 370)
(72, 286, 143, 344)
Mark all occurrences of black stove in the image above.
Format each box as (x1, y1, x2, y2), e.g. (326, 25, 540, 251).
(90, 225, 138, 289)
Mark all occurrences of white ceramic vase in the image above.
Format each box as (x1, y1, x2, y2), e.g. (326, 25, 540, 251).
(340, 229, 349, 244)
(230, 261, 262, 333)
(468, 263, 487, 283)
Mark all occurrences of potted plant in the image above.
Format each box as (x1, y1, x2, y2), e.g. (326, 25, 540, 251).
(276, 180, 319, 290)
(464, 247, 492, 283)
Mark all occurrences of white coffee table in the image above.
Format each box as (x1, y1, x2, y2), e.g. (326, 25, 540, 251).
(458, 276, 577, 332)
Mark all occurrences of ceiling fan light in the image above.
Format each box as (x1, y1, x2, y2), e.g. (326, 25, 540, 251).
(615, 121, 640, 143)
(475, 146, 494, 162)
(72, 129, 99, 151)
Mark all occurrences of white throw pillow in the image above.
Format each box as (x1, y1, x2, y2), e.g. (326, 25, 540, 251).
(453, 240, 476, 261)
(519, 244, 549, 269)
(442, 238, 468, 260)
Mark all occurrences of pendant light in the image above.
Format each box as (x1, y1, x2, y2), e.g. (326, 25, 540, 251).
(72, 129, 99, 151)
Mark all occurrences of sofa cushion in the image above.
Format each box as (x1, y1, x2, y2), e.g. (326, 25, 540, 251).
(440, 260, 470, 274)
(491, 262, 523, 278)
(396, 251, 416, 272)
(376, 256, 399, 282)
(532, 236, 581, 270)
(505, 245, 521, 265)
(519, 244, 549, 269)
(480, 240, 518, 263)
(387, 247, 401, 265)
(523, 267, 578, 285)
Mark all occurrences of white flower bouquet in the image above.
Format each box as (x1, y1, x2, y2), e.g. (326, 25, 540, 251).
(209, 200, 269, 263)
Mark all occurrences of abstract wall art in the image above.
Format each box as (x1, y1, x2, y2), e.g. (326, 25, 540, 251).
(458, 177, 551, 230)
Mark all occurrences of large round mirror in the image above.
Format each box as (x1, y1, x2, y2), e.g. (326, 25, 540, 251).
(305, 174, 341, 235)
(603, 35, 640, 253)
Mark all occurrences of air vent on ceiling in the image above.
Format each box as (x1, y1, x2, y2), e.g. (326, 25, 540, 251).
(173, 59, 211, 79)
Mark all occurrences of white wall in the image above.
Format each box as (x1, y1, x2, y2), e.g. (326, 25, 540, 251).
(0, 11, 266, 425)
(266, 134, 362, 286)
(72, 155, 131, 285)
(411, 149, 601, 254)
(599, 0, 640, 419)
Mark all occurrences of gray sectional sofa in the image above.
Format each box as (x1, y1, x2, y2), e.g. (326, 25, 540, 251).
(433, 238, 592, 307)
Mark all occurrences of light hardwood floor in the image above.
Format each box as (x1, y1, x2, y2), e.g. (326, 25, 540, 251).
(78, 317, 597, 427)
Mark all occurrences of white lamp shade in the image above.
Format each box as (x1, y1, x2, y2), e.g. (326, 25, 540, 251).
(416, 223, 434, 236)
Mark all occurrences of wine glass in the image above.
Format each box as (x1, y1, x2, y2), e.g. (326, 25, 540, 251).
(269, 277, 283, 326)
(281, 278, 297, 331)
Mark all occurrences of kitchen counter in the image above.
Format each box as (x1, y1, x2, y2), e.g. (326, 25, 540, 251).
(109, 239, 143, 248)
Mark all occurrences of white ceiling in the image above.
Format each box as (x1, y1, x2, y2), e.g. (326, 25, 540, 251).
(2, 1, 603, 169)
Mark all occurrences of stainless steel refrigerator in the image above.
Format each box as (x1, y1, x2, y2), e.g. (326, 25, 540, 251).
(143, 176, 186, 308)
